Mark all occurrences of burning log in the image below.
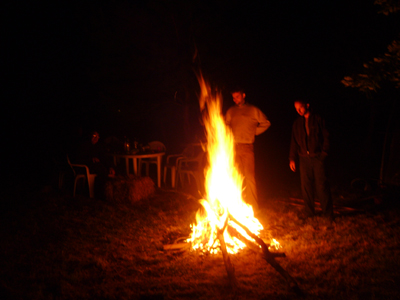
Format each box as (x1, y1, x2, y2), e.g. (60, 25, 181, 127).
(226, 226, 285, 259)
(228, 214, 302, 295)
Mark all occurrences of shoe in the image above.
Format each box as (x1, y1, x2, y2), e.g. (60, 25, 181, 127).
(322, 213, 335, 223)
(319, 215, 335, 229)
(297, 210, 314, 221)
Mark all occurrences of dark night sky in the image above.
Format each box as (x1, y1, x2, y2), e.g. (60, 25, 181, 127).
(4, 0, 400, 196)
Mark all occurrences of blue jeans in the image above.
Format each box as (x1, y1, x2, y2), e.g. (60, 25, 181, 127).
(299, 155, 333, 218)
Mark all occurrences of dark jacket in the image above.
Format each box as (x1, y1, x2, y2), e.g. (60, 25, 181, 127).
(73, 140, 111, 167)
(289, 113, 329, 161)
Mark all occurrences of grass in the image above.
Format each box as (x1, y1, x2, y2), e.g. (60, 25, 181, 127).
(1, 185, 400, 300)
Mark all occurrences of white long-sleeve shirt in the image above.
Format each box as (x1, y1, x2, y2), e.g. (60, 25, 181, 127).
(225, 103, 270, 144)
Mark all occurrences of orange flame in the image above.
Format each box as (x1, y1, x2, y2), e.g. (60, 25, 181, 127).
(187, 73, 265, 254)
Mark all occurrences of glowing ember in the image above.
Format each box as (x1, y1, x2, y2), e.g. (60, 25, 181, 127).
(269, 238, 281, 251)
(187, 73, 274, 254)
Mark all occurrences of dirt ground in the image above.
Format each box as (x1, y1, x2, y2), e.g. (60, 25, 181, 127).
(1, 183, 400, 300)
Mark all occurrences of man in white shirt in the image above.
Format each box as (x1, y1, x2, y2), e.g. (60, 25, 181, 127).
(225, 87, 271, 210)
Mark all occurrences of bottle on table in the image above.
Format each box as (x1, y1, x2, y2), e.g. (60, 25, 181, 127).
(124, 137, 130, 154)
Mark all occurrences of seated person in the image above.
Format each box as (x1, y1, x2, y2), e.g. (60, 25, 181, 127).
(74, 131, 115, 178)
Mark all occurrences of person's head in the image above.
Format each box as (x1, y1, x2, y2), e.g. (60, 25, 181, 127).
(231, 86, 246, 106)
(294, 100, 310, 117)
(91, 131, 100, 144)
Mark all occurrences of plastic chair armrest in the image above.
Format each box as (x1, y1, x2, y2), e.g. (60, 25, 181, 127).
(70, 164, 91, 177)
(166, 154, 183, 165)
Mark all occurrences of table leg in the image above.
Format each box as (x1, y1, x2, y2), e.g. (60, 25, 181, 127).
(133, 158, 138, 176)
(157, 155, 162, 188)
(125, 158, 129, 175)
(171, 166, 176, 188)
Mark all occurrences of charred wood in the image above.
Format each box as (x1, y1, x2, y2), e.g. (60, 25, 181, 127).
(217, 218, 237, 291)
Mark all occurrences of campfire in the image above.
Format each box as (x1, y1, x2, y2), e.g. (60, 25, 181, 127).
(187, 73, 280, 255)
(167, 73, 300, 293)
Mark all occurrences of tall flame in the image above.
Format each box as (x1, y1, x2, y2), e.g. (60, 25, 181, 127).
(187, 73, 264, 254)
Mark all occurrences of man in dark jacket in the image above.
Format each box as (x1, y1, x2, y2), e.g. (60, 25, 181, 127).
(289, 100, 333, 220)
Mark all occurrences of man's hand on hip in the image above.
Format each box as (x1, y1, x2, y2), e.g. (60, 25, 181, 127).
(289, 160, 296, 172)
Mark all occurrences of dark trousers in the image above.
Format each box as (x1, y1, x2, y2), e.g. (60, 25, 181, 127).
(235, 143, 258, 210)
(89, 162, 109, 199)
(299, 156, 333, 218)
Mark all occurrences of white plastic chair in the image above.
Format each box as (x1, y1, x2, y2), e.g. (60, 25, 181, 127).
(67, 155, 97, 198)
(140, 141, 166, 176)
(163, 153, 184, 188)
(176, 144, 206, 193)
